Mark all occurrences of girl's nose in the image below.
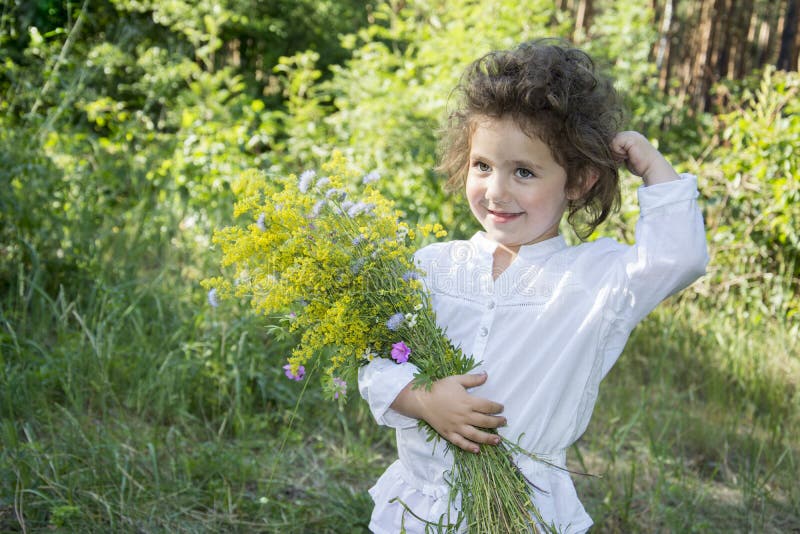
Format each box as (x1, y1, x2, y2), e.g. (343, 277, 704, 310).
(485, 175, 510, 203)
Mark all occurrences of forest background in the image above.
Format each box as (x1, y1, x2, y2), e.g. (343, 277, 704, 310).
(1, 0, 798, 531)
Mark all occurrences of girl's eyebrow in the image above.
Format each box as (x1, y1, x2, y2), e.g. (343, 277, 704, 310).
(511, 159, 545, 172)
(469, 152, 492, 162)
(470, 153, 546, 172)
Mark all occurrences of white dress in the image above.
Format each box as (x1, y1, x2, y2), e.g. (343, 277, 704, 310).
(358, 175, 708, 533)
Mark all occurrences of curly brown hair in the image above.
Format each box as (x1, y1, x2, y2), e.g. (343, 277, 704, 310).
(438, 38, 624, 238)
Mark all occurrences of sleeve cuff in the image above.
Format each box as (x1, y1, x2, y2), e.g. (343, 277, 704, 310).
(358, 358, 420, 428)
(637, 173, 699, 212)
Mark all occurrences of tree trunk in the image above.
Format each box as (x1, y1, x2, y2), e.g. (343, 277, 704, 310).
(675, 0, 700, 110)
(656, 0, 674, 91)
(716, 0, 733, 80)
(777, 0, 799, 70)
(573, 0, 593, 41)
(692, 0, 716, 111)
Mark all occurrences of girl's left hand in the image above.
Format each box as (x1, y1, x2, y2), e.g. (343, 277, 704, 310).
(611, 131, 680, 186)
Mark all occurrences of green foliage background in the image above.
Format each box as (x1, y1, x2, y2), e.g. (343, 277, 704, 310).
(1, 0, 797, 531)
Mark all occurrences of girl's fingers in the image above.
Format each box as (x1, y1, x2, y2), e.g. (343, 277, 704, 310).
(472, 413, 507, 429)
(447, 432, 481, 454)
(472, 398, 504, 415)
(455, 371, 488, 389)
(461, 426, 502, 447)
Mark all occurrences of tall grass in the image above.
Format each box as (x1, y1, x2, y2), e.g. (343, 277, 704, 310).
(2, 254, 798, 533)
(0, 249, 390, 532)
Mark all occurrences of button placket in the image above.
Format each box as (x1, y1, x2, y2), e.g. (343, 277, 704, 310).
(471, 297, 496, 359)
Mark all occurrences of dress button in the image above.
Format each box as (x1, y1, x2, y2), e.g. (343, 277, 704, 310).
(487, 300, 495, 310)
(479, 327, 489, 337)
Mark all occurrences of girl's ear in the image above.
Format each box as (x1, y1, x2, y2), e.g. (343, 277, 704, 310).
(567, 170, 600, 201)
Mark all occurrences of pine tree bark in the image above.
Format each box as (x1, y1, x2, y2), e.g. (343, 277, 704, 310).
(656, 0, 674, 91)
(692, 0, 716, 111)
(777, 0, 799, 70)
(573, 0, 593, 41)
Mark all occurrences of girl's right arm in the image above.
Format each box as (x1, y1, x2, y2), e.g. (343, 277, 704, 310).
(358, 359, 506, 453)
(390, 372, 506, 454)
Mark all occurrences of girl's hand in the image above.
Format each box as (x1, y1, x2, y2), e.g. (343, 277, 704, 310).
(611, 131, 680, 186)
(390, 372, 506, 454)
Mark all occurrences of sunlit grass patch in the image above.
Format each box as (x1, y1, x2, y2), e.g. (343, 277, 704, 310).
(573, 296, 799, 532)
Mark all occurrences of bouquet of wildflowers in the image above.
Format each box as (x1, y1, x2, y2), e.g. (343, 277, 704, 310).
(204, 152, 557, 533)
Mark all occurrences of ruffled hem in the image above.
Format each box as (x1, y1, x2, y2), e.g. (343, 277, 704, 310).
(368, 460, 463, 534)
(367, 459, 594, 534)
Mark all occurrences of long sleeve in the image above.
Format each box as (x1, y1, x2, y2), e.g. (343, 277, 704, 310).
(358, 357, 420, 428)
(599, 173, 709, 376)
(624, 173, 708, 322)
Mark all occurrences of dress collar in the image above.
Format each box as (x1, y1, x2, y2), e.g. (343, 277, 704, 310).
(469, 232, 567, 262)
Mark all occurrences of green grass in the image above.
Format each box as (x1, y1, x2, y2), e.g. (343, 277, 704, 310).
(1, 265, 797, 532)
(573, 298, 799, 532)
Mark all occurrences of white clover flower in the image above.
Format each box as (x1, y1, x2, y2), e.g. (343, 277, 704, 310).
(298, 169, 316, 193)
(362, 170, 380, 184)
(207, 288, 220, 308)
(404, 313, 418, 328)
(310, 200, 326, 218)
(347, 202, 375, 218)
(325, 188, 347, 200)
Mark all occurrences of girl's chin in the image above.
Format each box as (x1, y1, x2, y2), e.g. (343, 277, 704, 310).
(485, 229, 558, 249)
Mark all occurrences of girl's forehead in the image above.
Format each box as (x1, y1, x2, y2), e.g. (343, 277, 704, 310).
(469, 114, 545, 144)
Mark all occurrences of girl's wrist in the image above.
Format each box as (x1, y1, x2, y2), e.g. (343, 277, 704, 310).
(642, 159, 681, 186)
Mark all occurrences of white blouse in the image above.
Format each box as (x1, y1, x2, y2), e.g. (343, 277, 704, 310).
(358, 175, 708, 533)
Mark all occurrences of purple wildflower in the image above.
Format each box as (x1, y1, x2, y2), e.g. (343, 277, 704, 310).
(332, 377, 347, 399)
(352, 235, 365, 246)
(362, 170, 380, 184)
(207, 288, 220, 308)
(315, 177, 330, 189)
(386, 312, 404, 331)
(283, 364, 305, 381)
(256, 213, 266, 231)
(298, 170, 316, 193)
(391, 341, 411, 363)
(351, 257, 366, 274)
(402, 271, 420, 282)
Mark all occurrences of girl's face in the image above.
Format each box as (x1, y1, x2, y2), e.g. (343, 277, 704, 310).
(466, 115, 571, 253)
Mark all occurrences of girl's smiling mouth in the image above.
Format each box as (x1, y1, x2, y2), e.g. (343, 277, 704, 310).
(487, 209, 523, 223)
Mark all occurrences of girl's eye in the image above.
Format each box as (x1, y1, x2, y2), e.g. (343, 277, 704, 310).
(476, 161, 491, 172)
(516, 168, 534, 179)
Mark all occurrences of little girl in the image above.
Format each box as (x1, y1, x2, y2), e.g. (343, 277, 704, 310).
(358, 39, 708, 533)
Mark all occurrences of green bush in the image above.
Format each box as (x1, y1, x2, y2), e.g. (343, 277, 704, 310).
(690, 67, 800, 321)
